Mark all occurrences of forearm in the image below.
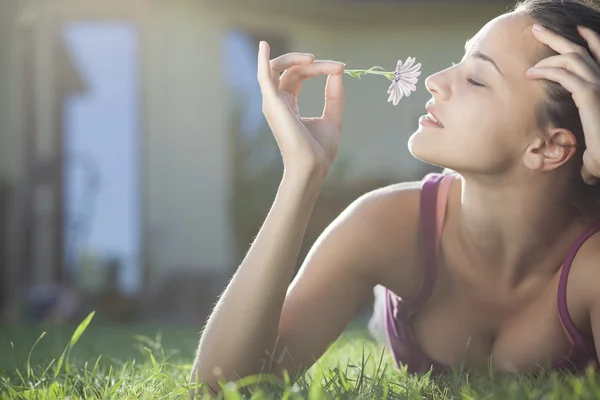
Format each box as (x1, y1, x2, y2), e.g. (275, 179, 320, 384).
(191, 170, 324, 388)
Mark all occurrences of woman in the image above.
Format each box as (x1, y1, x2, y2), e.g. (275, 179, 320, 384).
(191, 0, 600, 393)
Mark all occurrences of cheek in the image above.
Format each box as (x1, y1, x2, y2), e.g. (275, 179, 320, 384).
(408, 87, 531, 171)
(448, 92, 495, 137)
(450, 85, 488, 119)
(452, 88, 530, 142)
(446, 100, 520, 163)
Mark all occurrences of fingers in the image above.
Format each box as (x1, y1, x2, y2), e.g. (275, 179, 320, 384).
(280, 61, 345, 128)
(581, 164, 598, 185)
(257, 43, 345, 129)
(531, 53, 599, 83)
(323, 73, 344, 128)
(279, 61, 345, 96)
(258, 42, 344, 98)
(582, 149, 600, 185)
(532, 24, 591, 59)
(578, 25, 600, 64)
(257, 42, 315, 97)
(531, 24, 600, 83)
(525, 66, 590, 100)
(529, 25, 600, 187)
(270, 52, 315, 73)
(257, 41, 277, 98)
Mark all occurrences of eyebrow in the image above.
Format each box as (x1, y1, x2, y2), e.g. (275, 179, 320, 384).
(464, 38, 504, 77)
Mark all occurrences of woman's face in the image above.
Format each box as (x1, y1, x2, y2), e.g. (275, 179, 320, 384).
(409, 12, 548, 177)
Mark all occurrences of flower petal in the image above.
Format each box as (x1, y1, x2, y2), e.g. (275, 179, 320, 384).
(388, 56, 421, 105)
(387, 83, 403, 105)
(401, 57, 415, 71)
(403, 62, 421, 74)
(400, 81, 413, 97)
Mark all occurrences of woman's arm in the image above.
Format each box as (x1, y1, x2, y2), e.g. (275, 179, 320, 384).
(190, 178, 423, 395)
(191, 42, 424, 395)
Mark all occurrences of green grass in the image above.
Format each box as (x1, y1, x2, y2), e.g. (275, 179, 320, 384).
(1, 313, 599, 399)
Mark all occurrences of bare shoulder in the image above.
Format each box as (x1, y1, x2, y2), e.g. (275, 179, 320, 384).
(327, 179, 426, 298)
(342, 180, 422, 223)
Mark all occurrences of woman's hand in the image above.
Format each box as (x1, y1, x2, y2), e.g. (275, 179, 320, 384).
(257, 41, 345, 180)
(526, 24, 600, 184)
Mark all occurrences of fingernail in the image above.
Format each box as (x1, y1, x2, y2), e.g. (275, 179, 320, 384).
(533, 24, 545, 31)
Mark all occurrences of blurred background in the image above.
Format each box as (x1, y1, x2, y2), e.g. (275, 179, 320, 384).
(0, 0, 516, 330)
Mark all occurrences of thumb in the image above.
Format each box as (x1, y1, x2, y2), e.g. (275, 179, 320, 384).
(322, 73, 344, 129)
(582, 149, 600, 185)
(581, 164, 599, 185)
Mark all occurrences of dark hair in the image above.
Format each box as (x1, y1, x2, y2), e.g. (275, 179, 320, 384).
(513, 0, 600, 215)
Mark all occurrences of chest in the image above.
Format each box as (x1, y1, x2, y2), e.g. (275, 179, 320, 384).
(409, 260, 591, 372)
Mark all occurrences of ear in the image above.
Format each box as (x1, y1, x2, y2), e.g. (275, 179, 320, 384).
(523, 128, 577, 171)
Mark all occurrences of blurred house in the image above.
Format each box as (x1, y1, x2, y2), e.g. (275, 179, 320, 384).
(0, 0, 514, 321)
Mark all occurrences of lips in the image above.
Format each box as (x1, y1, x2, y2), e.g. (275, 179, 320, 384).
(425, 104, 444, 127)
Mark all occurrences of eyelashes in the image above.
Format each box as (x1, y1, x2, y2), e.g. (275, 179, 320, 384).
(467, 78, 485, 87)
(451, 62, 485, 88)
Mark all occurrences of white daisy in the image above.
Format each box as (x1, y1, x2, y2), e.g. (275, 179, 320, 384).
(387, 57, 421, 106)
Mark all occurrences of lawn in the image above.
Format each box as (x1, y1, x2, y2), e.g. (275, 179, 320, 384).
(0, 312, 599, 399)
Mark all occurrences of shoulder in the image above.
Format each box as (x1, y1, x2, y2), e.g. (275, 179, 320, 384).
(343, 172, 456, 221)
(335, 179, 424, 240)
(344, 180, 422, 219)
(325, 176, 437, 297)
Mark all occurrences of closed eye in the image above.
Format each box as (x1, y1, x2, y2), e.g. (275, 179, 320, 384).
(451, 62, 485, 88)
(467, 78, 485, 87)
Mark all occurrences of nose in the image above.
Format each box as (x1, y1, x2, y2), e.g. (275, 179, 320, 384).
(425, 69, 451, 101)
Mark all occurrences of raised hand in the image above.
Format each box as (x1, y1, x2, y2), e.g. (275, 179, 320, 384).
(257, 41, 345, 179)
(526, 24, 600, 185)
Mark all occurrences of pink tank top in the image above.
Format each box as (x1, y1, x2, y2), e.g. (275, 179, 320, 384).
(383, 172, 600, 375)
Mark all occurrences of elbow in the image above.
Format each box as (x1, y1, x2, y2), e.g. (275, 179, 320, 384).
(189, 363, 220, 398)
(189, 352, 291, 398)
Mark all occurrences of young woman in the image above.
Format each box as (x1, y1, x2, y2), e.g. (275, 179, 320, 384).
(191, 0, 600, 393)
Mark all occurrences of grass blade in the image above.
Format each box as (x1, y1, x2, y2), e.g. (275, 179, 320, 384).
(26, 331, 46, 380)
(70, 311, 96, 348)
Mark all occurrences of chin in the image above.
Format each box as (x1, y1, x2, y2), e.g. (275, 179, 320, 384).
(407, 130, 449, 169)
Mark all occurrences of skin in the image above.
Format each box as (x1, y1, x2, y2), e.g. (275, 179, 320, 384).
(190, 10, 600, 396)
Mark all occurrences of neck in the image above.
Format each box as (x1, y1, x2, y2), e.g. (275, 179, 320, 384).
(454, 171, 588, 286)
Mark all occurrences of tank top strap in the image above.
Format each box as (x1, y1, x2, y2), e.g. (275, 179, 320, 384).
(557, 220, 600, 346)
(403, 172, 453, 313)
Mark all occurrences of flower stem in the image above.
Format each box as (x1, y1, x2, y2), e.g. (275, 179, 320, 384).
(343, 68, 395, 81)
